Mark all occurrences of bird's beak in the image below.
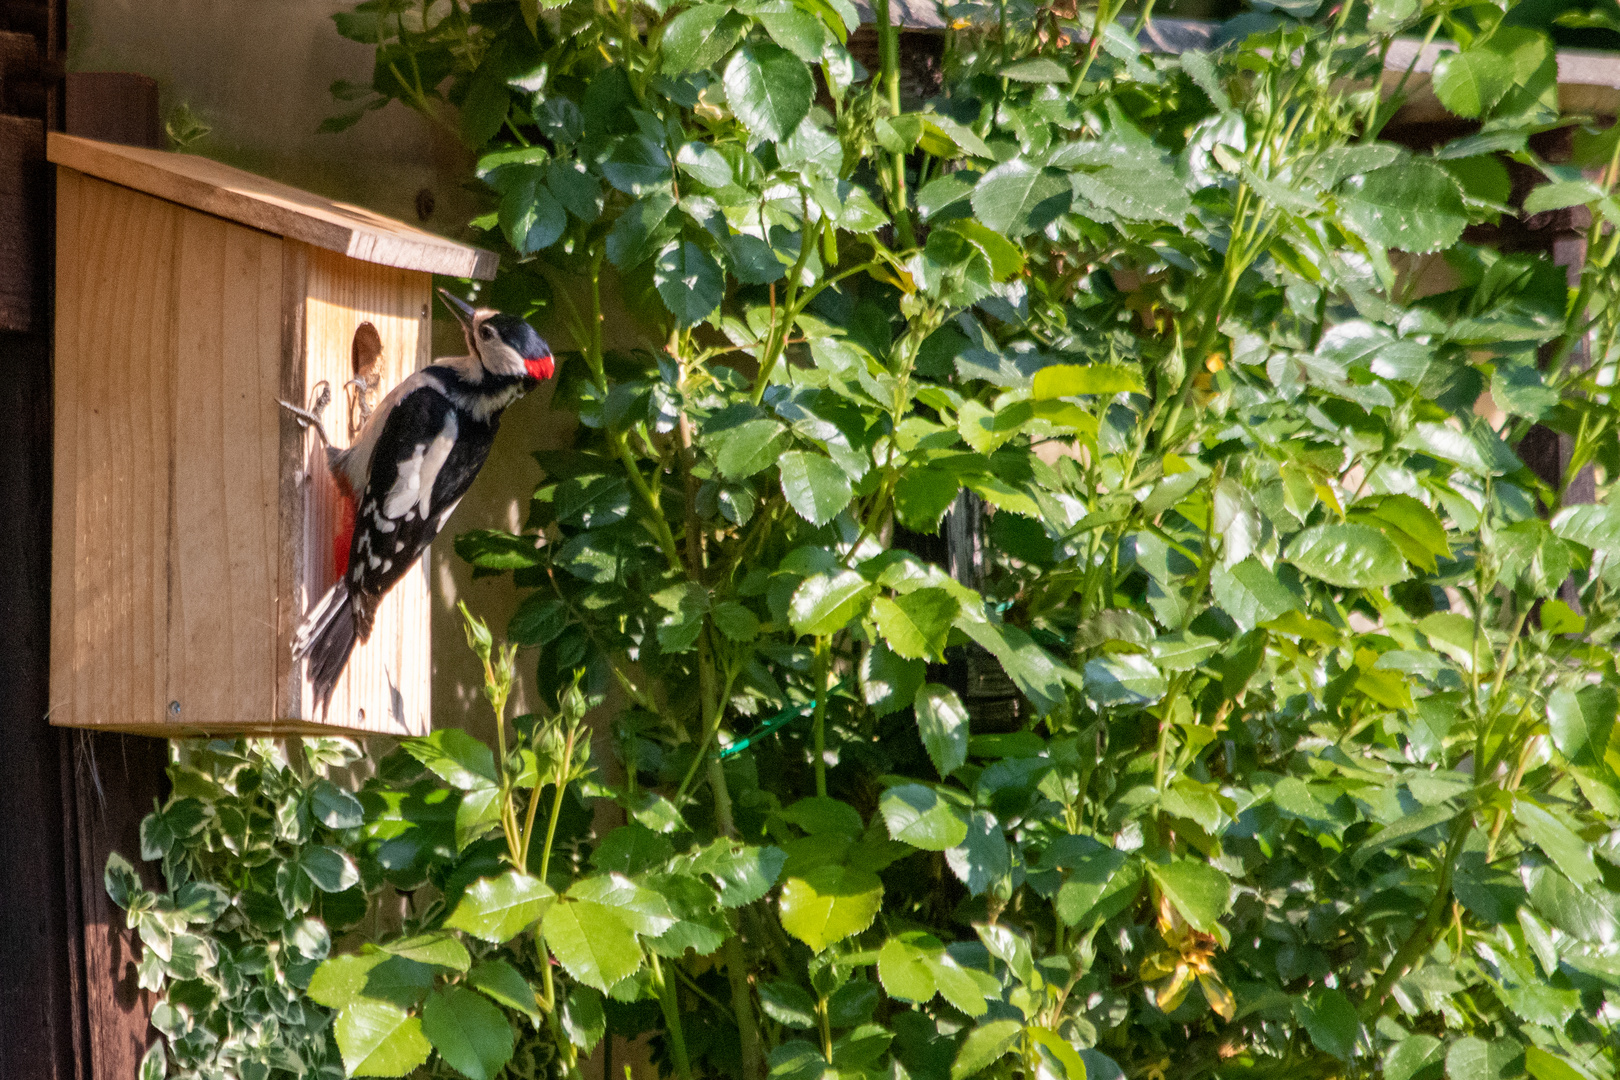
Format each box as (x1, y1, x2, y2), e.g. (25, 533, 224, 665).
(437, 287, 477, 331)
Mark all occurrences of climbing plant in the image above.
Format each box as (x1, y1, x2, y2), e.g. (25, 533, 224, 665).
(118, 0, 1620, 1078)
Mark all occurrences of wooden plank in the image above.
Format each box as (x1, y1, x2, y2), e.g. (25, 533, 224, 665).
(0, 114, 44, 331)
(167, 211, 283, 728)
(292, 245, 433, 737)
(51, 170, 181, 730)
(64, 72, 159, 148)
(47, 132, 498, 280)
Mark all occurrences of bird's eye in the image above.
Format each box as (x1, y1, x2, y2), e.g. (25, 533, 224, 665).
(479, 327, 492, 339)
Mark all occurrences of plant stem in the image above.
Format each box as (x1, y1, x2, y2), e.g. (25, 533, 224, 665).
(874, 0, 915, 248)
(811, 637, 831, 797)
(1359, 812, 1471, 1019)
(707, 756, 765, 1080)
(651, 954, 694, 1080)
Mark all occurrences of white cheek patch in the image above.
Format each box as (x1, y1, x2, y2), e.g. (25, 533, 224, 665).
(382, 411, 459, 521)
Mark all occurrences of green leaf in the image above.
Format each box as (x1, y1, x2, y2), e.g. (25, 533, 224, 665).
(104, 852, 142, 909)
(861, 640, 925, 717)
(893, 467, 961, 532)
(655, 241, 724, 326)
(947, 810, 1013, 896)
(421, 987, 515, 1080)
(1445, 1036, 1523, 1080)
(1524, 179, 1604, 214)
(1353, 803, 1457, 866)
(999, 57, 1069, 82)
(541, 900, 644, 991)
(760, 982, 819, 1028)
(500, 172, 566, 254)
(778, 865, 883, 951)
(880, 784, 969, 851)
(335, 1000, 432, 1078)
(1032, 363, 1144, 399)
(1083, 652, 1167, 706)
(757, 5, 826, 62)
(723, 42, 813, 141)
(915, 684, 970, 777)
(455, 785, 503, 851)
(1211, 557, 1301, 631)
(561, 986, 607, 1052)
(402, 730, 497, 790)
(713, 600, 761, 642)
(1514, 799, 1601, 886)
(1148, 860, 1231, 933)
(466, 960, 541, 1023)
(300, 845, 360, 892)
(444, 872, 556, 944)
(1432, 46, 1515, 118)
(951, 1020, 1023, 1080)
(380, 932, 471, 972)
(873, 588, 957, 661)
(1525, 1047, 1597, 1080)
(1072, 166, 1191, 223)
(605, 191, 677, 268)
(789, 569, 872, 637)
(662, 5, 750, 73)
(139, 1041, 166, 1080)
(601, 135, 673, 195)
(971, 158, 1071, 237)
(1337, 159, 1468, 254)
(687, 840, 787, 906)
(1293, 990, 1358, 1060)
(308, 952, 388, 1010)
(779, 451, 854, 526)
(311, 778, 365, 828)
(712, 418, 790, 479)
(1285, 523, 1411, 588)
(1055, 848, 1138, 926)
(1547, 685, 1617, 770)
(1384, 1035, 1445, 1080)
(954, 617, 1081, 715)
(877, 932, 942, 1002)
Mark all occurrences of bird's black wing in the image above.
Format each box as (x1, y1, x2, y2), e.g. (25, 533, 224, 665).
(345, 385, 494, 637)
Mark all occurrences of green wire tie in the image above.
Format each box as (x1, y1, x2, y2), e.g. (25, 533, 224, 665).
(718, 679, 852, 760)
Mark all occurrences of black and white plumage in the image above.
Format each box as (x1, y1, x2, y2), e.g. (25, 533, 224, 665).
(288, 289, 553, 714)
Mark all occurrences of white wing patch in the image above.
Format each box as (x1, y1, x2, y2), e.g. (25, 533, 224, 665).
(382, 411, 458, 520)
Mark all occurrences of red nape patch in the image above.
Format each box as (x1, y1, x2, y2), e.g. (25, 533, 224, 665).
(334, 495, 355, 581)
(526, 355, 555, 381)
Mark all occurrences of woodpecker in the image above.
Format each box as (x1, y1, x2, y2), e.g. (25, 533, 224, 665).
(283, 289, 554, 714)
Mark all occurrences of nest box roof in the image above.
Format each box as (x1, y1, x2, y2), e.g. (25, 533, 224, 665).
(47, 132, 498, 280)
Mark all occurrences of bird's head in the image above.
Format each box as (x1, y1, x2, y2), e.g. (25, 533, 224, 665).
(439, 289, 554, 382)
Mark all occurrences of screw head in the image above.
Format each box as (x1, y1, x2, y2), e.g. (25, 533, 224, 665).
(168, 701, 182, 715)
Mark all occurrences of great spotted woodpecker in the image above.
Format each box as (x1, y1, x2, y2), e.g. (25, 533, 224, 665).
(284, 289, 553, 713)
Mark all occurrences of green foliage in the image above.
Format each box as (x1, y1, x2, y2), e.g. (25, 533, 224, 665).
(114, 1, 1620, 1079)
(105, 739, 366, 1080)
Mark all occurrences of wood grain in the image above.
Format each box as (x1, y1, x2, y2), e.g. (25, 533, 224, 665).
(51, 169, 430, 737)
(291, 245, 433, 737)
(48, 132, 498, 280)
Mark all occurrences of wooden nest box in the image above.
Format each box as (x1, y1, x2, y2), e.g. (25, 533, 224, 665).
(48, 134, 498, 737)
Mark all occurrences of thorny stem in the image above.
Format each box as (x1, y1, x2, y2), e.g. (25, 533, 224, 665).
(651, 954, 694, 1080)
(811, 637, 831, 797)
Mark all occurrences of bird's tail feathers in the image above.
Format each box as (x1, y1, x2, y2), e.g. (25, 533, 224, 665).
(294, 583, 357, 717)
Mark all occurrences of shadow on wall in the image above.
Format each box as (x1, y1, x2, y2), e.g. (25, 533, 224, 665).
(65, 0, 476, 230)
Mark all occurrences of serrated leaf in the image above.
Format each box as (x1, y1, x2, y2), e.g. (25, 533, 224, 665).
(971, 158, 1071, 237)
(445, 872, 555, 944)
(541, 900, 644, 991)
(1337, 159, 1467, 254)
(467, 960, 541, 1023)
(789, 569, 872, 636)
(779, 451, 854, 525)
(1032, 363, 1144, 399)
(873, 588, 957, 661)
(880, 784, 969, 851)
(778, 865, 883, 951)
(335, 1000, 431, 1078)
(421, 987, 514, 1080)
(723, 41, 813, 141)
(1285, 523, 1411, 588)
(951, 1020, 1023, 1080)
(1148, 860, 1230, 933)
(915, 684, 969, 777)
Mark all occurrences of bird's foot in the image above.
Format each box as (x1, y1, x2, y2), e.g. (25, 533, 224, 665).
(278, 381, 334, 447)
